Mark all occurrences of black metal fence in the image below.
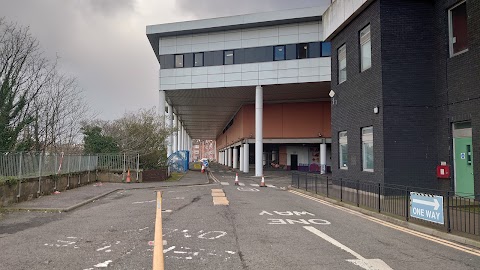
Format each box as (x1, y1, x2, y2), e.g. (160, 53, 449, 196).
(291, 172, 480, 238)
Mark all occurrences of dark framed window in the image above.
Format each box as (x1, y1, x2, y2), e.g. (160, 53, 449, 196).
(175, 54, 184, 68)
(297, 43, 308, 59)
(338, 44, 347, 84)
(194, 52, 204, 67)
(360, 25, 371, 71)
(224, 50, 234, 65)
(274, 45, 286, 61)
(321, 42, 331, 57)
(449, 1, 468, 56)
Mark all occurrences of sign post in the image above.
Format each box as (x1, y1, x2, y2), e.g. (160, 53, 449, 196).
(410, 192, 444, 224)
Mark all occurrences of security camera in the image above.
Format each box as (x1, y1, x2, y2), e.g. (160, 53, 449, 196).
(329, 90, 335, 98)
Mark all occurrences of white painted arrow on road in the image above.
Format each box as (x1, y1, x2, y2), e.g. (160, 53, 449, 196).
(412, 198, 440, 211)
(304, 226, 393, 270)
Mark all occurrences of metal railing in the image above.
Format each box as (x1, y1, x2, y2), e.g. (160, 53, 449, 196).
(0, 152, 140, 181)
(291, 172, 480, 238)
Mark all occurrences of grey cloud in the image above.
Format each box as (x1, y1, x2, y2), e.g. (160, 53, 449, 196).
(87, 0, 136, 16)
(175, 0, 329, 18)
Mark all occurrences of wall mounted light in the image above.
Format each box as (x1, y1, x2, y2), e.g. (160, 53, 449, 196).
(373, 106, 379, 114)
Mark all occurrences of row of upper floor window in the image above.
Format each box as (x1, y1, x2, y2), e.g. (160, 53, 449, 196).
(336, 1, 468, 85)
(159, 42, 332, 69)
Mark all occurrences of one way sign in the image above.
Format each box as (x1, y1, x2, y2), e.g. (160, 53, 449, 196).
(410, 192, 444, 224)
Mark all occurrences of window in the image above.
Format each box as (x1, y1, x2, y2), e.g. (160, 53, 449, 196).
(338, 44, 347, 84)
(339, 131, 348, 169)
(362, 127, 374, 172)
(175, 54, 184, 68)
(297, 43, 308, 59)
(321, 42, 331, 57)
(449, 1, 468, 56)
(224, 50, 234, 65)
(360, 25, 371, 71)
(194, 53, 204, 67)
(274, 45, 286, 61)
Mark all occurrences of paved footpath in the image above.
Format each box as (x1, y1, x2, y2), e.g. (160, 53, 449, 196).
(1, 168, 480, 269)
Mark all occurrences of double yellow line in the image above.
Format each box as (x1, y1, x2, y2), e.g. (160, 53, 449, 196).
(289, 190, 480, 257)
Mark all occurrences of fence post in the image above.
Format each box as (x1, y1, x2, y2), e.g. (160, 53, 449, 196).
(357, 179, 360, 207)
(378, 183, 381, 213)
(297, 173, 299, 189)
(67, 155, 71, 189)
(123, 153, 126, 181)
(38, 154, 43, 196)
(326, 177, 329, 197)
(340, 179, 343, 202)
(446, 191, 451, 233)
(17, 152, 23, 200)
(315, 175, 318, 194)
(136, 153, 140, 181)
(78, 155, 81, 185)
(88, 155, 91, 183)
(405, 188, 409, 221)
(305, 174, 308, 191)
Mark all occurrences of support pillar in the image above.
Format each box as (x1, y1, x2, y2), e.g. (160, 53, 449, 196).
(255, 85, 263, 177)
(243, 143, 249, 173)
(159, 90, 166, 157)
(227, 148, 232, 167)
(239, 145, 244, 172)
(320, 143, 327, 174)
(173, 114, 178, 153)
(167, 104, 173, 157)
(233, 147, 238, 169)
(224, 150, 227, 166)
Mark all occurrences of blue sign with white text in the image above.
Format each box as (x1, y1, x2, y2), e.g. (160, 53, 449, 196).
(410, 192, 444, 224)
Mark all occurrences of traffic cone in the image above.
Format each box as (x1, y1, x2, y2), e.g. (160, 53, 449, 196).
(126, 169, 131, 183)
(201, 165, 205, 173)
(234, 173, 239, 186)
(260, 175, 266, 187)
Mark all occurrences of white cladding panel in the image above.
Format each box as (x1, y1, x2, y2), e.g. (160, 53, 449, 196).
(159, 58, 331, 90)
(159, 21, 324, 55)
(322, 0, 367, 39)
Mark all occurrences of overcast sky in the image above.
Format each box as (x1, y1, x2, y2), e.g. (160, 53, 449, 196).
(0, 0, 325, 120)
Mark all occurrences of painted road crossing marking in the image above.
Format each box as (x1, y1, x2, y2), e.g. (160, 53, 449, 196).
(238, 182, 245, 186)
(220, 182, 229, 185)
(289, 190, 480, 257)
(237, 187, 260, 192)
(212, 189, 229, 205)
(304, 226, 392, 270)
(410, 192, 444, 224)
(250, 184, 259, 187)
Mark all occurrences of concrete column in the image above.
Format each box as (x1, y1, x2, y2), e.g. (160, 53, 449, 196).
(255, 85, 263, 177)
(178, 124, 183, 151)
(243, 143, 249, 173)
(220, 151, 223, 165)
(158, 90, 166, 120)
(239, 145, 244, 172)
(224, 150, 228, 166)
(233, 147, 238, 169)
(173, 115, 178, 153)
(320, 143, 327, 174)
(227, 148, 231, 167)
(167, 104, 173, 157)
(182, 128, 186, 151)
(177, 121, 181, 151)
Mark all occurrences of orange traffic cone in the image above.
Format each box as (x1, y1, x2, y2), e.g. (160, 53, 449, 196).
(126, 169, 131, 183)
(260, 175, 266, 187)
(234, 173, 239, 186)
(201, 165, 205, 173)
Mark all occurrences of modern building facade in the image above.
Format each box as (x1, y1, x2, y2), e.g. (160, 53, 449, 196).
(326, 0, 479, 195)
(147, 5, 333, 176)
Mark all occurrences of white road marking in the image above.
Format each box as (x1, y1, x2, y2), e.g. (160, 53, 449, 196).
(198, 231, 227, 239)
(237, 187, 260, 192)
(238, 182, 245, 186)
(164, 246, 176, 253)
(225, 251, 236, 254)
(132, 200, 156, 204)
(220, 182, 230, 185)
(266, 184, 275, 188)
(94, 260, 113, 268)
(250, 184, 259, 187)
(303, 226, 392, 270)
(96, 245, 111, 251)
(162, 209, 173, 213)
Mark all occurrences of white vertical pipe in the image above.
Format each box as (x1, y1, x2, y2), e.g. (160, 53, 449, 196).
(255, 85, 263, 177)
(173, 114, 178, 153)
(320, 143, 327, 174)
(239, 145, 244, 171)
(243, 143, 249, 173)
(233, 147, 238, 169)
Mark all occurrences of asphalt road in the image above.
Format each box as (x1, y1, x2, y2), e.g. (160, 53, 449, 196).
(1, 169, 480, 270)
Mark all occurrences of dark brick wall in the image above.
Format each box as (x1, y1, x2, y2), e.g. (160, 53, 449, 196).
(331, 0, 480, 192)
(433, 0, 480, 193)
(331, 1, 385, 184)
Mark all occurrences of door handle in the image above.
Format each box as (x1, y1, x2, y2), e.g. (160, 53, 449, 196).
(467, 145, 472, 165)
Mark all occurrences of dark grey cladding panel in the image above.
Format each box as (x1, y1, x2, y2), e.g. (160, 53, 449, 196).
(285, 44, 297, 60)
(184, 53, 194, 68)
(213, 51, 224, 65)
(160, 55, 175, 69)
(204, 51, 215, 66)
(263, 46, 274, 62)
(309, 42, 321, 58)
(244, 47, 258, 63)
(234, 49, 245, 64)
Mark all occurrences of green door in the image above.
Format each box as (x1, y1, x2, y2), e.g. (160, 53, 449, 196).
(454, 137, 474, 197)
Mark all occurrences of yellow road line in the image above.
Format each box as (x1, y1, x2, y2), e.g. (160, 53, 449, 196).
(289, 190, 480, 257)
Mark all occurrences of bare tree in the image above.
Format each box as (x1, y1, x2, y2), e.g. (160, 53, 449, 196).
(0, 18, 55, 151)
